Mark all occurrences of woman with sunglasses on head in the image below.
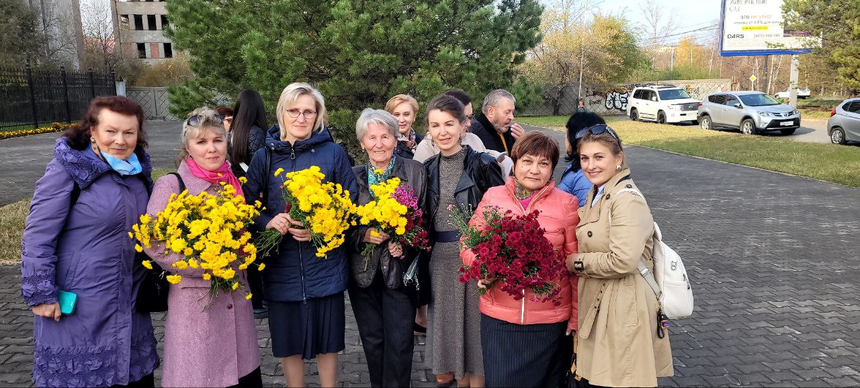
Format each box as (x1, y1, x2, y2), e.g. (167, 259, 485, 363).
(144, 107, 262, 388)
(566, 124, 673, 387)
(21, 96, 159, 388)
(423, 94, 505, 388)
(558, 112, 605, 208)
(243, 82, 358, 388)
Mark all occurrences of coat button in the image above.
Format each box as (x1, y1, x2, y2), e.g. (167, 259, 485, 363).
(587, 231, 593, 237)
(605, 194, 610, 200)
(626, 184, 633, 188)
(227, 304, 233, 310)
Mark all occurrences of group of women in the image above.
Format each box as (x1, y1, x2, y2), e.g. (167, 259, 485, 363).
(21, 82, 672, 388)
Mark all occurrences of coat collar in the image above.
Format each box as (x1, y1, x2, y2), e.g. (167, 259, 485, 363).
(502, 176, 556, 213)
(176, 159, 219, 195)
(54, 137, 153, 189)
(265, 124, 333, 153)
(579, 169, 632, 227)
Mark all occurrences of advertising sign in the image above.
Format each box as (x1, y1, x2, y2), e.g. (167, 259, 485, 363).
(720, 0, 818, 56)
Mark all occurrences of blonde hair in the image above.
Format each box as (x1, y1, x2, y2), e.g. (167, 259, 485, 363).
(385, 94, 419, 115)
(275, 82, 327, 140)
(177, 107, 225, 163)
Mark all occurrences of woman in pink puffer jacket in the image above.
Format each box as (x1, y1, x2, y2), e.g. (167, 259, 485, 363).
(461, 131, 579, 388)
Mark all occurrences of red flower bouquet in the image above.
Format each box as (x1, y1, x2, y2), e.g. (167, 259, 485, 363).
(454, 205, 566, 306)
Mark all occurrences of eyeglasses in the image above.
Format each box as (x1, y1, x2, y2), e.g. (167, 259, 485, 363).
(575, 124, 619, 141)
(186, 113, 223, 127)
(285, 109, 318, 120)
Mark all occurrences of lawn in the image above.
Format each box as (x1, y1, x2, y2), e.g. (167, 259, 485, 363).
(0, 168, 173, 263)
(518, 115, 860, 188)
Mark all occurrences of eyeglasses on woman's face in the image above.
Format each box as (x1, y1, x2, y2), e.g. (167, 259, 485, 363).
(285, 108, 318, 120)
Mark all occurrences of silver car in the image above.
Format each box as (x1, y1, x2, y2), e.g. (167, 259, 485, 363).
(827, 98, 860, 145)
(698, 91, 801, 135)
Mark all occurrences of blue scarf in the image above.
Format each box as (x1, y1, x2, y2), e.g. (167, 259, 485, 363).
(100, 150, 143, 176)
(367, 156, 396, 198)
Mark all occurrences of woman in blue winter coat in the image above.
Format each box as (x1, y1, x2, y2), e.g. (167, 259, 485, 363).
(242, 82, 358, 388)
(558, 112, 605, 207)
(20, 96, 159, 388)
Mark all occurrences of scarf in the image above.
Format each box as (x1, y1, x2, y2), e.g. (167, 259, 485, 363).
(398, 129, 418, 151)
(186, 157, 244, 198)
(98, 149, 142, 176)
(367, 156, 397, 198)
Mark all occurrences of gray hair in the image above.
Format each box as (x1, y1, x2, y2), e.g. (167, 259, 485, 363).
(178, 107, 226, 162)
(481, 89, 516, 114)
(356, 108, 399, 141)
(276, 82, 327, 140)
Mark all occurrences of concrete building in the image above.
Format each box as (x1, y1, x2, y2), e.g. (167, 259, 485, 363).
(27, 0, 86, 68)
(111, 0, 174, 64)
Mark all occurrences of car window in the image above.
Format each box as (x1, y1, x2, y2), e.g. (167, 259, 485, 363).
(633, 90, 643, 99)
(724, 96, 739, 106)
(738, 93, 780, 106)
(658, 89, 692, 100)
(649, 91, 658, 101)
(846, 102, 860, 113)
(709, 95, 725, 104)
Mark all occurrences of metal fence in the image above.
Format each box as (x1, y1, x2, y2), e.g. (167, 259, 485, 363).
(521, 79, 733, 117)
(0, 66, 116, 131)
(126, 87, 178, 121)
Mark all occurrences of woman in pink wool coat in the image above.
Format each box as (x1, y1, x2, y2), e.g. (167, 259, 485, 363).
(143, 107, 261, 388)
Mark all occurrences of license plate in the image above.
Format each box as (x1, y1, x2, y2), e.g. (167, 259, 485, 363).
(780, 121, 794, 126)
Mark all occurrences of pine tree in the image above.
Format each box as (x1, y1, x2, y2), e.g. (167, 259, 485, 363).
(165, 0, 543, 153)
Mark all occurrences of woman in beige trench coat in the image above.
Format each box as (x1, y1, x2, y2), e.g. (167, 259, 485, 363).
(566, 124, 673, 387)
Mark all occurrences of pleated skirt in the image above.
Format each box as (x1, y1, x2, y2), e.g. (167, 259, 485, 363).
(268, 293, 345, 360)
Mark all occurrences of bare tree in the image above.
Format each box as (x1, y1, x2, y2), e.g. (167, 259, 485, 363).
(31, 0, 83, 67)
(637, 0, 677, 62)
(81, 0, 119, 70)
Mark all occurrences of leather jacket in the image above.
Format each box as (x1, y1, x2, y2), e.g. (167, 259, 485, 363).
(424, 146, 505, 235)
(348, 157, 428, 298)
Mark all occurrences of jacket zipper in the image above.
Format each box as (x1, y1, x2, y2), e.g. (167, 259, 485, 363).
(512, 184, 552, 324)
(289, 144, 307, 304)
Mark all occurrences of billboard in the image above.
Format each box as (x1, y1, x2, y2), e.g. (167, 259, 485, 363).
(720, 0, 818, 56)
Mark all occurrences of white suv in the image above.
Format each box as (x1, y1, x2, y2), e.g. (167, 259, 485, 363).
(627, 85, 700, 124)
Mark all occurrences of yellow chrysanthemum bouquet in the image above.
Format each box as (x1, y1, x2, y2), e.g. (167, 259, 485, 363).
(255, 166, 357, 259)
(131, 181, 263, 309)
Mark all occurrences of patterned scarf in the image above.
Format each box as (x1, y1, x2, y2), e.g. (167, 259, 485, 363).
(367, 155, 397, 198)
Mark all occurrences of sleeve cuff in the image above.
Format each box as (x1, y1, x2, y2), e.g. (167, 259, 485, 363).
(21, 269, 59, 307)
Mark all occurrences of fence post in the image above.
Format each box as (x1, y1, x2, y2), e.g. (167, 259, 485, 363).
(61, 66, 71, 124)
(110, 70, 117, 95)
(26, 65, 39, 129)
(89, 68, 96, 99)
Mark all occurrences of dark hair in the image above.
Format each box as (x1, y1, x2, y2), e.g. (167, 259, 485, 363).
(64, 96, 146, 150)
(443, 89, 472, 106)
(230, 90, 268, 164)
(564, 112, 606, 168)
(424, 94, 466, 129)
(510, 131, 561, 171)
(215, 105, 234, 118)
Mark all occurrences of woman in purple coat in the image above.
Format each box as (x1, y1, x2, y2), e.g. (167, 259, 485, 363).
(20, 96, 160, 387)
(144, 107, 261, 388)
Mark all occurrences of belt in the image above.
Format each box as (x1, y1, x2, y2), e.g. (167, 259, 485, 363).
(432, 230, 461, 243)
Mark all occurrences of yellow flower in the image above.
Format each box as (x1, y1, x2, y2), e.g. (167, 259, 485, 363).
(166, 274, 182, 284)
(188, 258, 198, 268)
(203, 273, 211, 280)
(173, 261, 189, 270)
(370, 229, 380, 237)
(232, 282, 239, 291)
(134, 244, 143, 253)
(183, 248, 194, 256)
(142, 260, 153, 270)
(274, 168, 284, 177)
(246, 293, 253, 300)
(128, 232, 134, 239)
(238, 176, 248, 184)
(258, 263, 266, 271)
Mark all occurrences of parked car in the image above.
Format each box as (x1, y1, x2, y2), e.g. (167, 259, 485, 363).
(697, 91, 801, 135)
(627, 85, 700, 124)
(774, 88, 811, 99)
(827, 98, 860, 145)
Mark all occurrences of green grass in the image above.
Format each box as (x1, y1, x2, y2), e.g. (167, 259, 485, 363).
(0, 168, 174, 263)
(519, 115, 860, 187)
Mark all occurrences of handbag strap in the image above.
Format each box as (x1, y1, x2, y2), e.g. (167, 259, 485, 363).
(609, 186, 662, 300)
(169, 172, 186, 193)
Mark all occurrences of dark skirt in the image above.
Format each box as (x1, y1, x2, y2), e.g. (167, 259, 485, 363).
(268, 293, 346, 360)
(481, 314, 571, 388)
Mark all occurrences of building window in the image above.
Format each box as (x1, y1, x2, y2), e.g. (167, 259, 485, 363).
(137, 43, 146, 58)
(120, 14, 129, 29)
(133, 14, 143, 30)
(161, 15, 168, 30)
(163, 43, 173, 58)
(147, 15, 157, 30)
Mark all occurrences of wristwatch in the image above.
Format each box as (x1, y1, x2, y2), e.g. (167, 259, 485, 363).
(573, 260, 584, 272)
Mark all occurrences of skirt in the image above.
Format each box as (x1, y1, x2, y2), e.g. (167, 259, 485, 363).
(268, 293, 346, 359)
(481, 314, 571, 388)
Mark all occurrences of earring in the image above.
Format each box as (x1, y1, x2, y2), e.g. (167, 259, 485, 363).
(616, 165, 622, 171)
(90, 136, 96, 143)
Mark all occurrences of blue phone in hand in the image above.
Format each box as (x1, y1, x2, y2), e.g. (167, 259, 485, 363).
(57, 291, 77, 315)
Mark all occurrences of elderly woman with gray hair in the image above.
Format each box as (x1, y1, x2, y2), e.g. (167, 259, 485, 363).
(347, 108, 428, 387)
(144, 107, 261, 387)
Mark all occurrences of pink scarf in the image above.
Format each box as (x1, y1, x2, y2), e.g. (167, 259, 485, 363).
(186, 157, 245, 199)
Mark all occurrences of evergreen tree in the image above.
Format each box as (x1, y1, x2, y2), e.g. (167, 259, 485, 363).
(165, 0, 543, 153)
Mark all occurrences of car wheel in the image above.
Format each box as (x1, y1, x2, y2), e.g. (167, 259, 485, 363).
(740, 119, 757, 135)
(629, 108, 638, 121)
(657, 111, 667, 124)
(699, 115, 712, 130)
(780, 128, 796, 135)
(831, 127, 847, 145)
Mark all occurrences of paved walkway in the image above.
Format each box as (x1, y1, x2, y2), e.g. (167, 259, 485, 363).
(2, 124, 860, 387)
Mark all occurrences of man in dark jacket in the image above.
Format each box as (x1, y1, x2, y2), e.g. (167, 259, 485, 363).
(471, 89, 525, 154)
